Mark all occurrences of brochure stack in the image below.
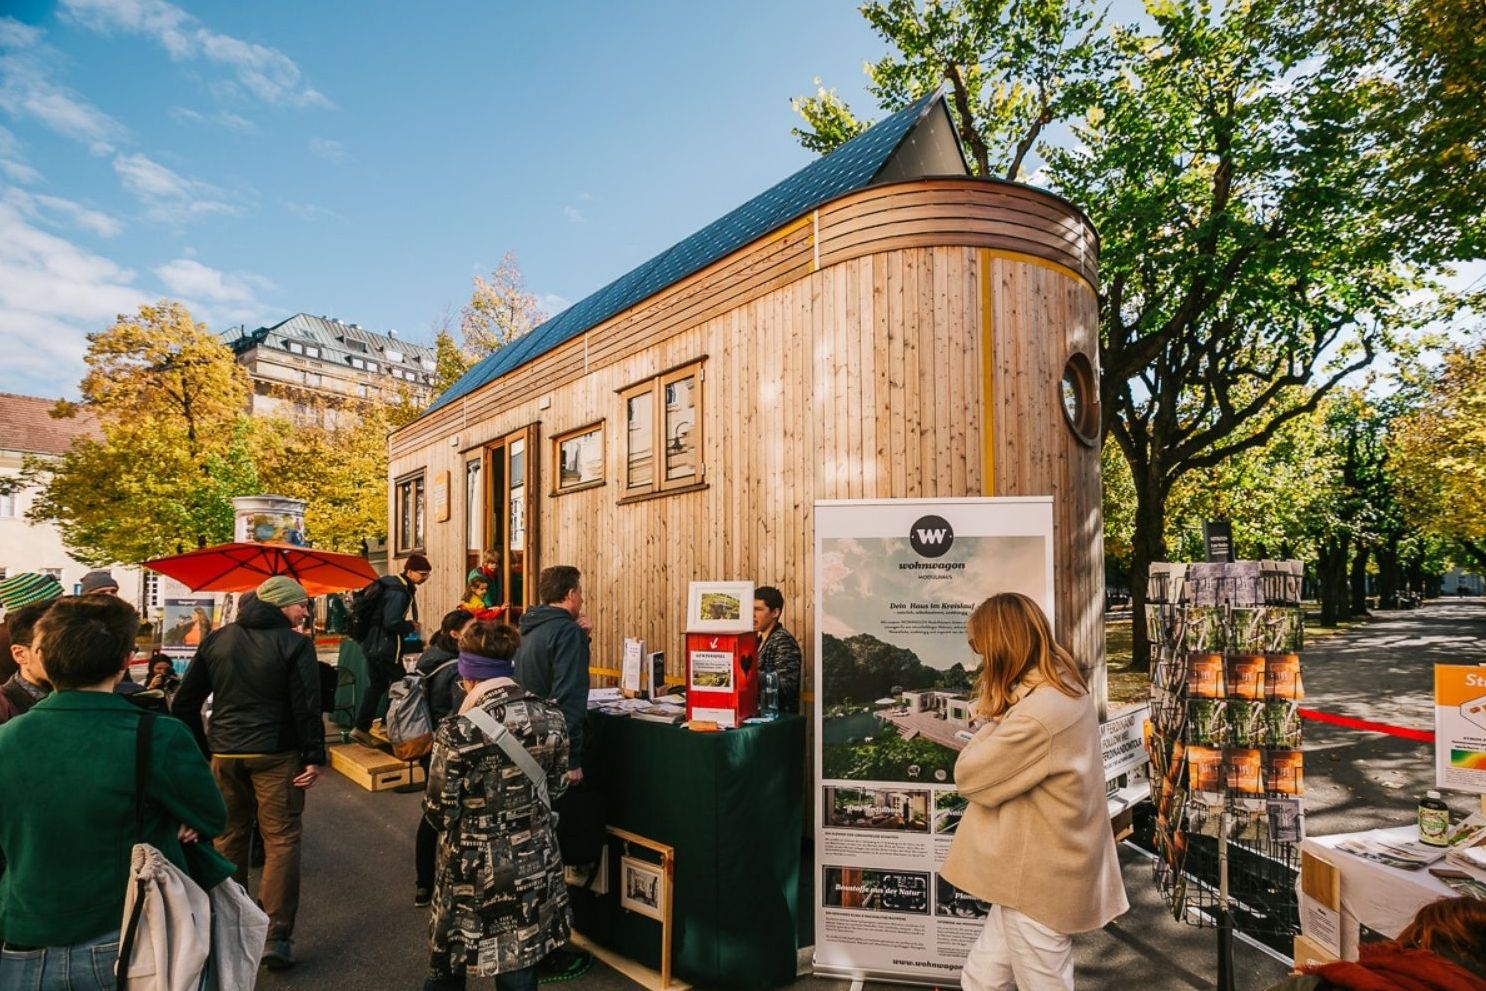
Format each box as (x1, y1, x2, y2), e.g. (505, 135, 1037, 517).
(1145, 560, 1306, 937)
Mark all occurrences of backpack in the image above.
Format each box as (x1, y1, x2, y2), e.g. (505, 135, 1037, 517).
(346, 580, 384, 642)
(383, 659, 457, 761)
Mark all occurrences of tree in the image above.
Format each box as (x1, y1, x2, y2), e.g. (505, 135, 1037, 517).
(432, 328, 469, 395)
(460, 252, 546, 359)
(27, 302, 258, 562)
(1389, 339, 1486, 574)
(792, 0, 1110, 179)
(797, 0, 1478, 667)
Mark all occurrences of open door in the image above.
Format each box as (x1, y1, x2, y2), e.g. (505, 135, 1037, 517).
(480, 425, 539, 622)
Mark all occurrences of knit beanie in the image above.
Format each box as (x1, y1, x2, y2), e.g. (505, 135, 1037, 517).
(0, 572, 65, 612)
(405, 553, 432, 573)
(256, 575, 309, 607)
(79, 570, 119, 594)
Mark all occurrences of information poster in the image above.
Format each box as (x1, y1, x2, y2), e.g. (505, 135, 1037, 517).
(813, 498, 1054, 985)
(1435, 664, 1486, 794)
(161, 597, 218, 658)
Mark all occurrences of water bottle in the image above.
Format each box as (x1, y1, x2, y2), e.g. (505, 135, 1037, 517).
(761, 669, 779, 719)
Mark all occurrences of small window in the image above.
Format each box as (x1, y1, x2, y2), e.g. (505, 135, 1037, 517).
(552, 423, 605, 494)
(0, 491, 16, 517)
(345, 339, 369, 353)
(287, 341, 304, 354)
(365, 361, 379, 373)
(385, 349, 404, 363)
(620, 360, 704, 498)
(395, 472, 426, 554)
(305, 346, 320, 359)
(465, 459, 482, 554)
(420, 357, 436, 371)
(1060, 351, 1100, 447)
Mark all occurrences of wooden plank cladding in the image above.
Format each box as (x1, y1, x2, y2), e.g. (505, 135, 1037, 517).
(389, 177, 1105, 708)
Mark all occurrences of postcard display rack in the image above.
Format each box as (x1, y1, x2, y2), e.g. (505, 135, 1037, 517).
(1146, 560, 1307, 991)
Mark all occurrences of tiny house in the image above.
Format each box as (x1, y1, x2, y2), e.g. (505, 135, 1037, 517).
(388, 92, 1105, 702)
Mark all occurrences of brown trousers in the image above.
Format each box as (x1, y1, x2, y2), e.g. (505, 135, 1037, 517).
(211, 752, 306, 939)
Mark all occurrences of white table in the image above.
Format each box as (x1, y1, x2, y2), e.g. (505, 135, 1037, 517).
(1297, 826, 1455, 959)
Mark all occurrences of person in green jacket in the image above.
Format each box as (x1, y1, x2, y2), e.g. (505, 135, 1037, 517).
(0, 595, 230, 991)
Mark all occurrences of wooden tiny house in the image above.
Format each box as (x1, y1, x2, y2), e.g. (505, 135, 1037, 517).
(388, 93, 1105, 701)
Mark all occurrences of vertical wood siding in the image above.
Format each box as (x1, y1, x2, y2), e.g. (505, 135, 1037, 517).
(389, 179, 1103, 708)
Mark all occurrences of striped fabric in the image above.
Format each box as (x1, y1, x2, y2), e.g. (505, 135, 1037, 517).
(0, 572, 65, 612)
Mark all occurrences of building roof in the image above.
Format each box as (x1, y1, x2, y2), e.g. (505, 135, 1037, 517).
(223, 313, 438, 385)
(422, 91, 962, 417)
(0, 393, 100, 456)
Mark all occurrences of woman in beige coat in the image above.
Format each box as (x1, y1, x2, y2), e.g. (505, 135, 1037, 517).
(940, 593, 1127, 990)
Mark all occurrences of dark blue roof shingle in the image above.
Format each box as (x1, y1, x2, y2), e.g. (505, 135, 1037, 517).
(424, 92, 943, 416)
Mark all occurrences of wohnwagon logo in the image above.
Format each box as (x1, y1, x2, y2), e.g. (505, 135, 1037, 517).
(908, 515, 954, 558)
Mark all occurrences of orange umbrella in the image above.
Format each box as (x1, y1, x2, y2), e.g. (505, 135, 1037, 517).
(144, 542, 378, 595)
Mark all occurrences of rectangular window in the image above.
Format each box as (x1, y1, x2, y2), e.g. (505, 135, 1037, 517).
(420, 357, 436, 371)
(366, 361, 379, 373)
(306, 346, 320, 359)
(621, 360, 704, 498)
(395, 472, 426, 554)
(350, 357, 364, 370)
(552, 423, 605, 494)
(624, 388, 653, 491)
(41, 568, 62, 581)
(0, 491, 15, 517)
(465, 459, 482, 554)
(287, 341, 304, 354)
(385, 349, 404, 363)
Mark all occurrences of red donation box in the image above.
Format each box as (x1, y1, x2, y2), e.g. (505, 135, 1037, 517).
(685, 631, 759, 728)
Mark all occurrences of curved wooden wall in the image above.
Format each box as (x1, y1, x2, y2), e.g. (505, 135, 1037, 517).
(389, 177, 1105, 699)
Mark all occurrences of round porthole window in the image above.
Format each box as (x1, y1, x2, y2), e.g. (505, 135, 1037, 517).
(1060, 351, 1099, 446)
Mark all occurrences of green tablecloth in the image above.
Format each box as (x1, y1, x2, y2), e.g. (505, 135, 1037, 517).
(571, 712, 805, 990)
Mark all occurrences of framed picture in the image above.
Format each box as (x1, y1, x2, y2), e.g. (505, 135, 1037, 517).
(620, 855, 666, 922)
(686, 581, 754, 632)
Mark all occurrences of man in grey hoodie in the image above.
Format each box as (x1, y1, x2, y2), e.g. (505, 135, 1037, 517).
(513, 565, 588, 782)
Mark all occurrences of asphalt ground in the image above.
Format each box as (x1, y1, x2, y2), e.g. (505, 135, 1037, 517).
(260, 600, 1486, 990)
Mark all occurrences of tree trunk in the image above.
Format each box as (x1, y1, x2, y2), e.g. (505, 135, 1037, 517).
(1376, 537, 1401, 609)
(1128, 470, 1171, 673)
(1349, 543, 1371, 616)
(1317, 536, 1350, 626)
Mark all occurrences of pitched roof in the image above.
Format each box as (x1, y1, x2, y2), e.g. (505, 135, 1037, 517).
(0, 393, 100, 456)
(223, 313, 437, 378)
(423, 91, 961, 417)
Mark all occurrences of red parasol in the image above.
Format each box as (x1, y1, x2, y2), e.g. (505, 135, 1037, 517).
(144, 542, 378, 595)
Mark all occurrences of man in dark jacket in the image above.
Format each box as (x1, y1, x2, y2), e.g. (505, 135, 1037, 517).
(173, 576, 324, 971)
(514, 565, 589, 782)
(353, 553, 430, 740)
(0, 601, 52, 726)
(754, 586, 802, 715)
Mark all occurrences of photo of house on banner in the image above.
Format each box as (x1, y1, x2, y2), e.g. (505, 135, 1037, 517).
(821, 867, 930, 915)
(934, 876, 990, 919)
(823, 786, 931, 832)
(933, 791, 967, 834)
(819, 527, 1050, 785)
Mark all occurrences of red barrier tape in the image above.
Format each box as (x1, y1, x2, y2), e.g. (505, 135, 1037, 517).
(1297, 707, 1435, 743)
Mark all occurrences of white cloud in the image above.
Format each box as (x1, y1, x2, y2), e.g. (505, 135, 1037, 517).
(5, 186, 123, 237)
(563, 205, 585, 224)
(155, 258, 270, 305)
(112, 152, 237, 222)
(0, 19, 125, 153)
(0, 200, 148, 395)
(60, 0, 331, 108)
(537, 292, 570, 315)
(307, 136, 344, 161)
(0, 158, 39, 183)
(152, 257, 275, 330)
(170, 105, 254, 132)
(284, 200, 338, 221)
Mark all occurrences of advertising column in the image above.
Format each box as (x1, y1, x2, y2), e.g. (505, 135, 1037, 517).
(812, 498, 1055, 985)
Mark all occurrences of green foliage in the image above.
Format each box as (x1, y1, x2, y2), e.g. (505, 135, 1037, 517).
(460, 252, 546, 358)
(432, 328, 470, 395)
(822, 729, 958, 783)
(793, 0, 1111, 179)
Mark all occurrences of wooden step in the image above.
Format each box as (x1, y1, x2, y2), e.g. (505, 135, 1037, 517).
(329, 742, 425, 792)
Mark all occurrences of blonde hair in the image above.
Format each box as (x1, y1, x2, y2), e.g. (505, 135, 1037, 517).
(967, 592, 1086, 719)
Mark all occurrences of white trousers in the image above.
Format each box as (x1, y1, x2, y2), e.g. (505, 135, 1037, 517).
(960, 905, 1075, 991)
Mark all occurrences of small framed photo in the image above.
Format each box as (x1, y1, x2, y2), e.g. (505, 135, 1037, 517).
(619, 855, 666, 921)
(686, 581, 754, 632)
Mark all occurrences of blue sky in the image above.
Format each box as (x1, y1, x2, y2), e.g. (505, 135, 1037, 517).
(0, 0, 892, 397)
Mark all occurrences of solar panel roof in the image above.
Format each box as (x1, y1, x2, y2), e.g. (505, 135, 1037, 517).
(421, 91, 945, 417)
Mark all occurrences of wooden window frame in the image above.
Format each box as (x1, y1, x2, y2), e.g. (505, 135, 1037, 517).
(618, 359, 705, 500)
(394, 469, 426, 557)
(550, 420, 607, 496)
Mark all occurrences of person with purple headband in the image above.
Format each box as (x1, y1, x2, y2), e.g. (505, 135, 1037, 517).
(422, 620, 571, 991)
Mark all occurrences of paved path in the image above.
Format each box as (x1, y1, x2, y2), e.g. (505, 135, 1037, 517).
(1298, 600, 1486, 836)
